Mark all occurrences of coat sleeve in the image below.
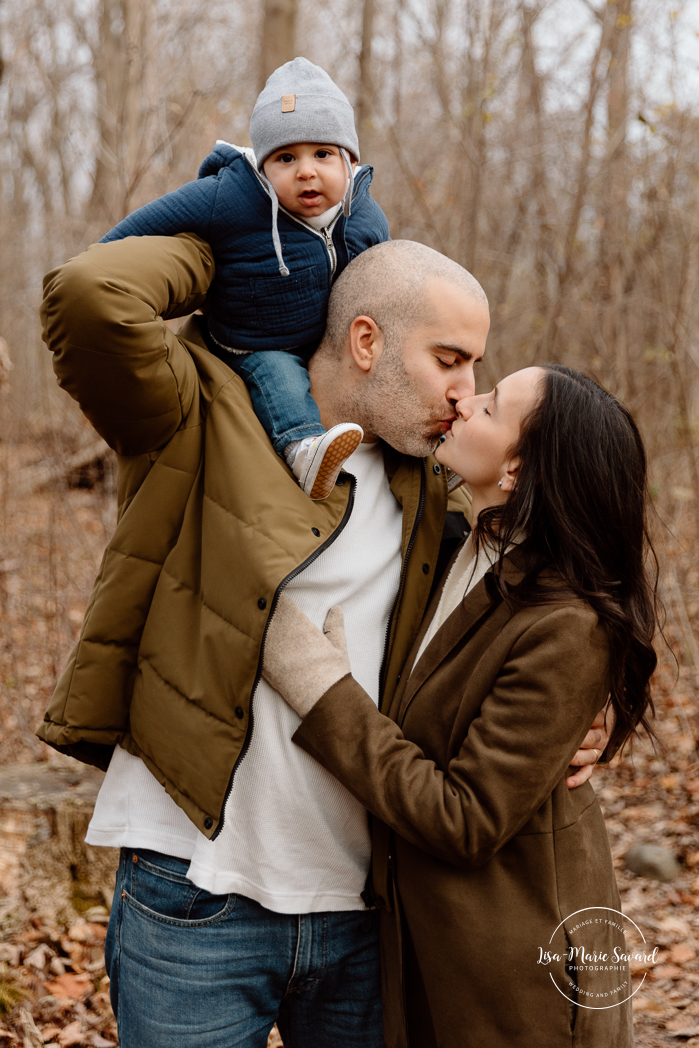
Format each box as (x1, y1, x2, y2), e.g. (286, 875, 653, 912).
(99, 176, 220, 243)
(292, 604, 610, 870)
(40, 233, 215, 456)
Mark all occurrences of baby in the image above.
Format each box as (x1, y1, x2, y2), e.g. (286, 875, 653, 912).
(101, 57, 390, 499)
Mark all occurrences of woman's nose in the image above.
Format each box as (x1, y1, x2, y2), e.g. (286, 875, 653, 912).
(455, 397, 476, 420)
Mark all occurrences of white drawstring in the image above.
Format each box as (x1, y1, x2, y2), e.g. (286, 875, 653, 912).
(259, 173, 290, 277)
(339, 148, 353, 217)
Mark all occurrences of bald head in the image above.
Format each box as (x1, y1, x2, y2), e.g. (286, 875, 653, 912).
(320, 239, 488, 359)
(308, 240, 490, 456)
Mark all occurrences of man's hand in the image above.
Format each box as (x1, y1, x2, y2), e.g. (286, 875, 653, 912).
(566, 704, 614, 789)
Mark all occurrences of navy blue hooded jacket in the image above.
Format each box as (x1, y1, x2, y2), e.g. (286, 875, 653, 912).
(100, 143, 390, 354)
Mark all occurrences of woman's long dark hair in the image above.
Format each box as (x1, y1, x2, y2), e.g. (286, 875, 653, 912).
(475, 364, 659, 755)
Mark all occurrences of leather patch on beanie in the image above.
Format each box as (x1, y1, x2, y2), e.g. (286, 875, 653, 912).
(281, 94, 296, 112)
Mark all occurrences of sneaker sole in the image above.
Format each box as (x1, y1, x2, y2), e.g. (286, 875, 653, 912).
(309, 429, 363, 500)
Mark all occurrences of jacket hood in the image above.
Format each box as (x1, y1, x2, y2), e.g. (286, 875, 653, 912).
(197, 141, 246, 179)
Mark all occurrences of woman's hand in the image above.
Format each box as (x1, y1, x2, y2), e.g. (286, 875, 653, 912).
(262, 595, 351, 717)
(566, 703, 615, 788)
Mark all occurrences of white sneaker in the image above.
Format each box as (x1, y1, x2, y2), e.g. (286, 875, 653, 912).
(292, 424, 364, 500)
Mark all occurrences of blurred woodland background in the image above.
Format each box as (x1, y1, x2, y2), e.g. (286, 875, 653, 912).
(1, 0, 699, 1044)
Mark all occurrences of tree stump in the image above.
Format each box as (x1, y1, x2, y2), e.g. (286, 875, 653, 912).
(0, 763, 117, 924)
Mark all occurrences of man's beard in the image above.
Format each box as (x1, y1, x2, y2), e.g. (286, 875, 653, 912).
(343, 347, 445, 458)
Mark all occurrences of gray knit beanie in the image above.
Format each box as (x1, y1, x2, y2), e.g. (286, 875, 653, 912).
(250, 57, 360, 166)
(250, 58, 360, 277)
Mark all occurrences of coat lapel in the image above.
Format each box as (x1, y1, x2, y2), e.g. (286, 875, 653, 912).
(395, 577, 496, 725)
(394, 550, 529, 726)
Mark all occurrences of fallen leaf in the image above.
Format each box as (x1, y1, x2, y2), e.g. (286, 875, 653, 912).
(19, 1009, 43, 1048)
(668, 1016, 698, 1031)
(0, 944, 21, 965)
(24, 944, 54, 971)
(660, 917, 692, 936)
(82, 954, 105, 973)
(621, 804, 662, 821)
(671, 944, 698, 964)
(651, 964, 684, 979)
(67, 925, 106, 944)
(44, 974, 92, 1000)
(58, 1021, 84, 1047)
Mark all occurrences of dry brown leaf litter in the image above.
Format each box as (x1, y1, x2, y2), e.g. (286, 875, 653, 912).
(0, 475, 697, 1044)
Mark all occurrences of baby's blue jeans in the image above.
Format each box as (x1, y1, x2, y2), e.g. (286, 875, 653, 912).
(205, 334, 325, 454)
(232, 350, 325, 454)
(106, 847, 383, 1048)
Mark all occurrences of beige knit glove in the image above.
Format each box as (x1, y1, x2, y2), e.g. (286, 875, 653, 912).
(262, 594, 351, 717)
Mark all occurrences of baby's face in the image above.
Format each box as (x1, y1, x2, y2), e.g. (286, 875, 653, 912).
(262, 143, 354, 219)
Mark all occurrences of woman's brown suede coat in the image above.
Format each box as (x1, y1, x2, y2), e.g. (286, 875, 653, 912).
(293, 559, 633, 1048)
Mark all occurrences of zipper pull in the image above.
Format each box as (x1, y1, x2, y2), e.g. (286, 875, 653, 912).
(322, 226, 338, 277)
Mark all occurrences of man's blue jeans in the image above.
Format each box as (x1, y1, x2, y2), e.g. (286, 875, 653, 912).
(105, 848, 383, 1048)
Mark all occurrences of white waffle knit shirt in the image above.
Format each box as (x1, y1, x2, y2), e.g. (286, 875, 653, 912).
(86, 440, 403, 913)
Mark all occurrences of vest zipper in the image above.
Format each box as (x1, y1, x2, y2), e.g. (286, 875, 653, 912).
(377, 458, 427, 710)
(321, 226, 337, 277)
(277, 205, 343, 278)
(210, 474, 357, 840)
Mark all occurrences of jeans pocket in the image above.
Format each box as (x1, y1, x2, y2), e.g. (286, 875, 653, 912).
(126, 850, 236, 927)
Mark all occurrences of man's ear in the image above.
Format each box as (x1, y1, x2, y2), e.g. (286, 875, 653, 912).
(498, 456, 521, 493)
(348, 316, 384, 373)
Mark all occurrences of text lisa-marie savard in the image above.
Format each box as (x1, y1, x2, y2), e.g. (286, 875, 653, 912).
(537, 946, 658, 968)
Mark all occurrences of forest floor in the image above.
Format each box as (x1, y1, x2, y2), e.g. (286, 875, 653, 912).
(0, 467, 698, 1045)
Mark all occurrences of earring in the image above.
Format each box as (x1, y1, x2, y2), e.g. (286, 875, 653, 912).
(498, 480, 503, 488)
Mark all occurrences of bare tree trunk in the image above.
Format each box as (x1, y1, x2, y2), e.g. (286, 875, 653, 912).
(88, 0, 125, 226)
(660, 180, 699, 520)
(458, 0, 506, 273)
(121, 0, 152, 216)
(356, 0, 375, 160)
(599, 0, 632, 397)
(537, 5, 613, 361)
(88, 0, 152, 228)
(494, 2, 549, 311)
(522, 2, 552, 319)
(259, 0, 298, 91)
(460, 0, 485, 273)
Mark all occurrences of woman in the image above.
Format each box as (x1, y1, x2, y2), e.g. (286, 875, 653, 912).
(262, 364, 658, 1047)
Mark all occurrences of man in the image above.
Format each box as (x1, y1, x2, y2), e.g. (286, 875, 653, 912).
(38, 234, 606, 1047)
